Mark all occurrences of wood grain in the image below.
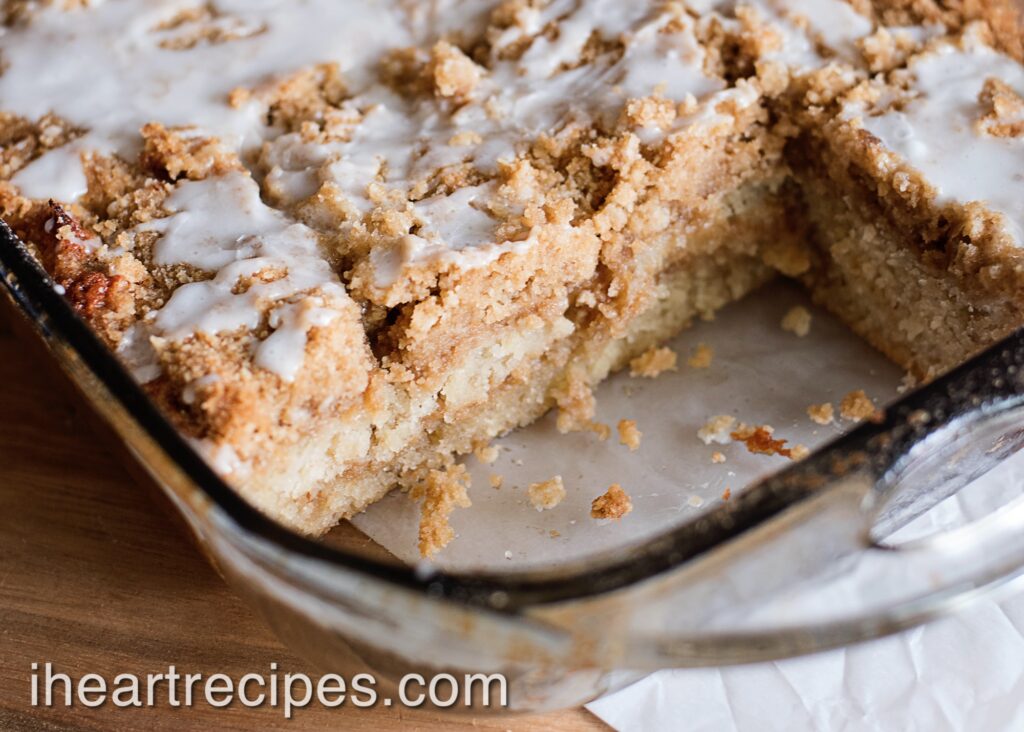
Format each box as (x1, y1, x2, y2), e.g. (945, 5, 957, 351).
(0, 310, 608, 731)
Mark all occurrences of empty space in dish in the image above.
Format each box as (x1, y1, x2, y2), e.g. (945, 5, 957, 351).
(349, 280, 904, 571)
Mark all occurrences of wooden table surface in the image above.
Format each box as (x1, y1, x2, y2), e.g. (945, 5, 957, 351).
(0, 311, 608, 731)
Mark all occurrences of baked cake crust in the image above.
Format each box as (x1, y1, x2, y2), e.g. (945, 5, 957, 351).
(2, 0, 1023, 555)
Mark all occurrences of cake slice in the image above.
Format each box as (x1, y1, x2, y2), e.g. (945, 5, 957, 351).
(794, 21, 1024, 378)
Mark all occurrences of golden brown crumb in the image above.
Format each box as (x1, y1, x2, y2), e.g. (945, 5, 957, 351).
(489, 474, 503, 490)
(711, 451, 726, 464)
(591, 484, 633, 520)
(411, 464, 472, 558)
(449, 130, 483, 147)
(790, 444, 811, 460)
(227, 86, 251, 108)
(807, 402, 835, 425)
(840, 389, 878, 421)
(549, 529, 561, 538)
(687, 343, 714, 368)
(617, 419, 642, 451)
(721, 487, 732, 501)
(427, 41, 481, 99)
(781, 306, 812, 337)
(587, 421, 612, 441)
(630, 346, 678, 378)
(977, 77, 1024, 138)
(528, 476, 566, 512)
(698, 415, 736, 445)
(473, 439, 499, 464)
(730, 423, 799, 459)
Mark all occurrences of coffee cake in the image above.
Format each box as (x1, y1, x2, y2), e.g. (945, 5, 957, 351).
(1, 1, 1022, 555)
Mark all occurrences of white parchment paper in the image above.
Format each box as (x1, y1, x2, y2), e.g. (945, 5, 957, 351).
(586, 451, 1024, 731)
(352, 280, 1024, 729)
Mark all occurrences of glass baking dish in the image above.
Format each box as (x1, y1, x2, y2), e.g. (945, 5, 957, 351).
(4, 217, 1024, 713)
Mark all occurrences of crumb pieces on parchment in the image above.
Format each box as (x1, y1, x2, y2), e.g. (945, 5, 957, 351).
(489, 473, 503, 489)
(781, 306, 812, 337)
(698, 415, 736, 445)
(473, 439, 499, 464)
(591, 483, 633, 520)
(840, 389, 880, 421)
(412, 464, 472, 558)
(549, 529, 560, 538)
(528, 475, 566, 511)
(730, 423, 808, 461)
(617, 418, 642, 451)
(630, 346, 678, 378)
(711, 451, 726, 464)
(587, 420, 612, 441)
(687, 343, 714, 369)
(721, 487, 732, 501)
(807, 402, 835, 425)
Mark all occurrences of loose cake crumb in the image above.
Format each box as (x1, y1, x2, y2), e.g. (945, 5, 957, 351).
(721, 487, 732, 501)
(591, 484, 633, 520)
(840, 389, 879, 421)
(549, 529, 561, 538)
(687, 343, 714, 368)
(731, 423, 799, 459)
(711, 451, 726, 464)
(897, 373, 918, 394)
(528, 476, 566, 512)
(781, 306, 812, 336)
(790, 444, 811, 460)
(617, 419, 642, 451)
(411, 464, 472, 558)
(473, 440, 499, 464)
(698, 415, 736, 445)
(630, 346, 678, 378)
(807, 402, 835, 425)
(489, 474, 503, 489)
(587, 420, 612, 441)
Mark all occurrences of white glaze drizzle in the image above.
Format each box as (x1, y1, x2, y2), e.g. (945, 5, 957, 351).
(690, 0, 873, 71)
(5, 0, 416, 196)
(260, 1, 728, 286)
(846, 30, 1024, 244)
(127, 172, 349, 382)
